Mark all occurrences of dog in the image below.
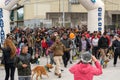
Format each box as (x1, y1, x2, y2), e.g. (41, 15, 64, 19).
(32, 64, 53, 80)
(103, 58, 109, 68)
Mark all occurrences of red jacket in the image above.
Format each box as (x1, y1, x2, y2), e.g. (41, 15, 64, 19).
(41, 40, 48, 48)
(69, 61, 102, 80)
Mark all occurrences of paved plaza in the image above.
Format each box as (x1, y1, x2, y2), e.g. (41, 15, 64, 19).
(0, 57, 120, 80)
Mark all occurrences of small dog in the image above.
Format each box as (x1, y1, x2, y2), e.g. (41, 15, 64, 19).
(103, 58, 109, 68)
(32, 64, 53, 80)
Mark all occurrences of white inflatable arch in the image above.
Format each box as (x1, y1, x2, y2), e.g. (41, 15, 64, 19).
(79, 0, 104, 33)
(0, 0, 104, 43)
(0, 0, 19, 43)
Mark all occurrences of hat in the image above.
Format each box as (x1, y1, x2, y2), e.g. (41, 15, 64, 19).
(81, 52, 92, 64)
(69, 33, 75, 39)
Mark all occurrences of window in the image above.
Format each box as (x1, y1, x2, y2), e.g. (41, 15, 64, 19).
(17, 7, 24, 21)
(69, 0, 80, 4)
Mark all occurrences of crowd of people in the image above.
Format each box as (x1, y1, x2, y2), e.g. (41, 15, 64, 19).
(1, 26, 120, 80)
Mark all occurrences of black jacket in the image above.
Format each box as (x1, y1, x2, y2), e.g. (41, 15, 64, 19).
(112, 40, 120, 54)
(1, 47, 15, 64)
(98, 36, 109, 49)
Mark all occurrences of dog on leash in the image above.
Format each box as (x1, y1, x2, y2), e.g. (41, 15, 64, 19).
(32, 64, 53, 80)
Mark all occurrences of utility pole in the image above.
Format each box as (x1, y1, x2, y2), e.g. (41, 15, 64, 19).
(62, 0, 65, 27)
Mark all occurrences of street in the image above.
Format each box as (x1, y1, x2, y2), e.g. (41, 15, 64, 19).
(0, 57, 120, 80)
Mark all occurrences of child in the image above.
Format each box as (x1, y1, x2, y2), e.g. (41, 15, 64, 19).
(15, 45, 38, 80)
(69, 52, 102, 80)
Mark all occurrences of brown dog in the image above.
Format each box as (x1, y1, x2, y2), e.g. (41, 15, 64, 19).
(32, 64, 53, 80)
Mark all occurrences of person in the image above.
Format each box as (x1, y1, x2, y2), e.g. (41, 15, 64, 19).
(98, 32, 109, 67)
(15, 45, 38, 80)
(112, 35, 120, 67)
(41, 37, 48, 57)
(79, 35, 91, 52)
(46, 35, 56, 65)
(69, 52, 102, 80)
(18, 36, 27, 52)
(61, 33, 71, 67)
(92, 35, 99, 59)
(49, 36, 71, 78)
(69, 31, 76, 61)
(0, 39, 16, 80)
(26, 34, 33, 56)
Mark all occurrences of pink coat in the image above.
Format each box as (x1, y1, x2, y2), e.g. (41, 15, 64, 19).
(69, 61, 102, 80)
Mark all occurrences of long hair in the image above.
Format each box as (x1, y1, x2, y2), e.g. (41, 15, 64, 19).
(4, 39, 16, 58)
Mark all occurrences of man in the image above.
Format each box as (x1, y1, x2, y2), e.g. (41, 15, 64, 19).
(98, 32, 109, 67)
(61, 33, 71, 67)
(15, 45, 38, 80)
(49, 36, 70, 78)
(112, 35, 120, 67)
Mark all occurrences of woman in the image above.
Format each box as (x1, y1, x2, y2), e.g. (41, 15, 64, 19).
(79, 35, 91, 52)
(26, 34, 33, 56)
(18, 36, 27, 52)
(92, 35, 99, 59)
(1, 39, 16, 80)
(41, 37, 48, 57)
(69, 52, 102, 80)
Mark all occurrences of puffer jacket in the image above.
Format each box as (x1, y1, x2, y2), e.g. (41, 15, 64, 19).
(69, 61, 102, 80)
(15, 53, 37, 76)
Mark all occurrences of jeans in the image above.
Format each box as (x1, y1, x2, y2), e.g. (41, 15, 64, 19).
(92, 46, 99, 59)
(49, 52, 55, 64)
(62, 52, 70, 67)
(18, 76, 31, 80)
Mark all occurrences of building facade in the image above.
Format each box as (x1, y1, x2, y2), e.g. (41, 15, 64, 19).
(11, 0, 120, 29)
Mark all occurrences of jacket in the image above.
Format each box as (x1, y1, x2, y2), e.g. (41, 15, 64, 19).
(41, 40, 48, 48)
(50, 42, 70, 56)
(61, 38, 71, 48)
(112, 40, 120, 54)
(98, 36, 109, 49)
(69, 61, 102, 80)
(79, 39, 91, 51)
(15, 53, 37, 76)
(1, 47, 15, 64)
